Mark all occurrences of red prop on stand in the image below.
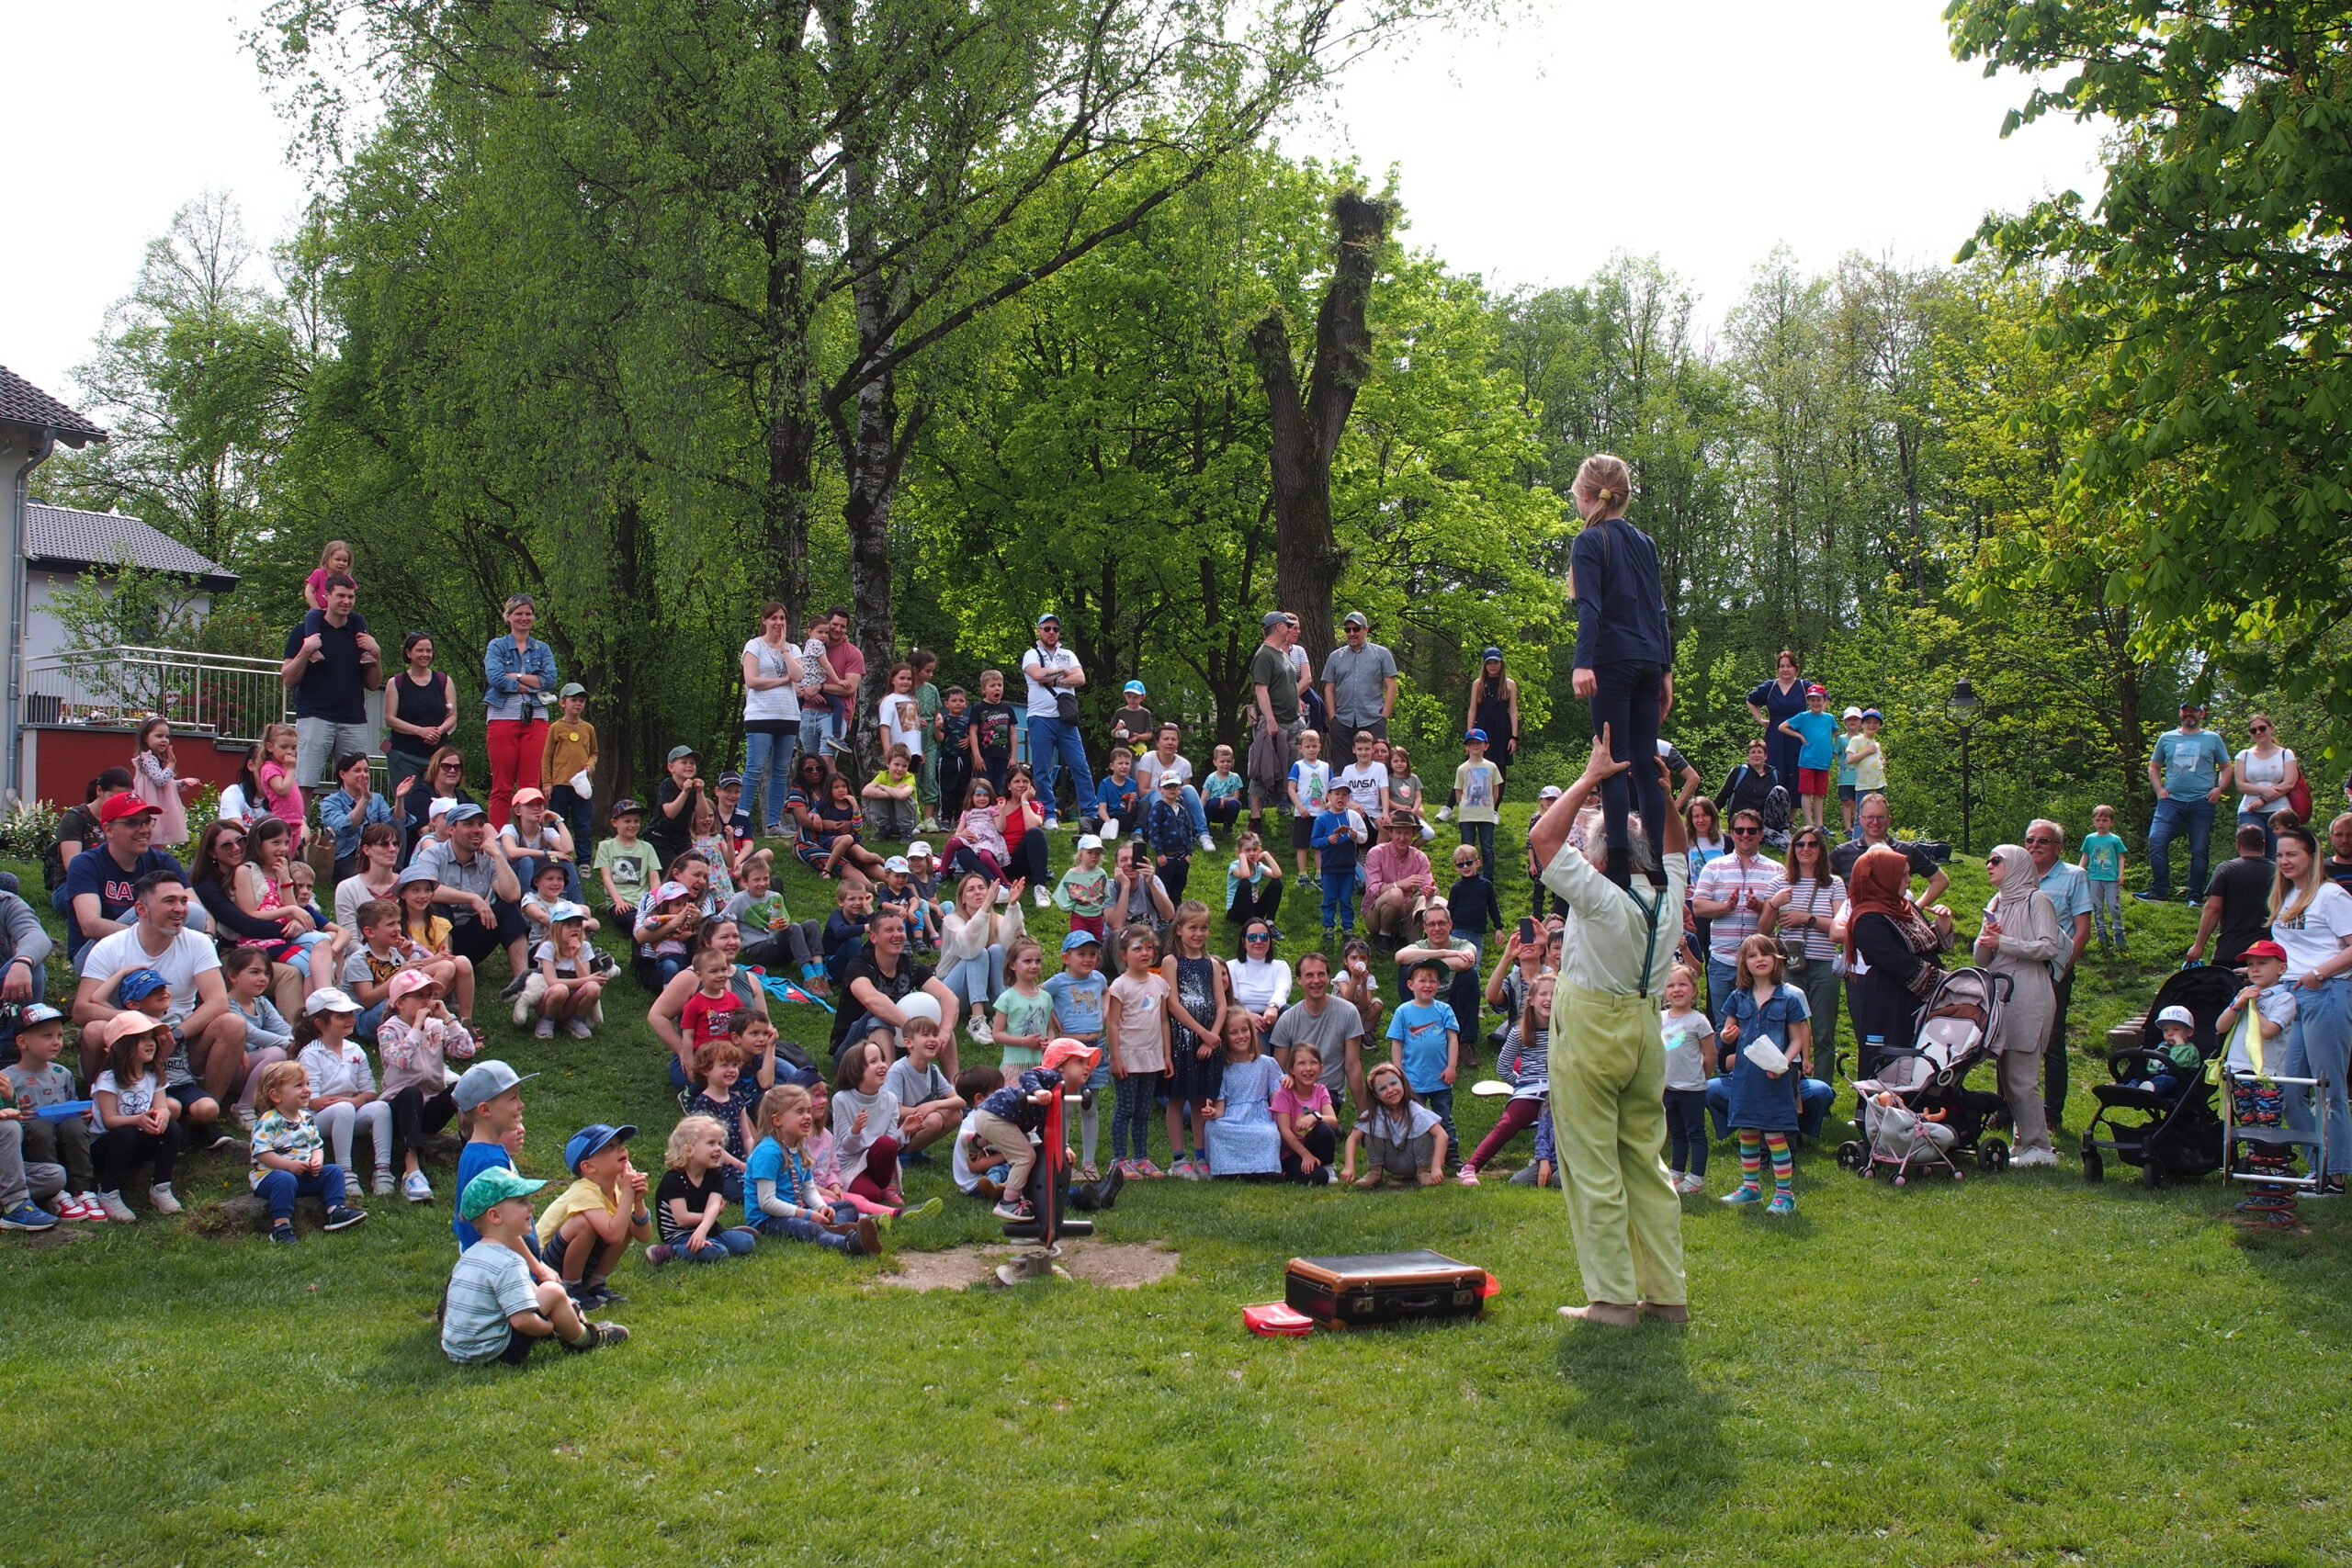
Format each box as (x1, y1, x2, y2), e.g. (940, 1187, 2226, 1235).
(998, 1089, 1092, 1281)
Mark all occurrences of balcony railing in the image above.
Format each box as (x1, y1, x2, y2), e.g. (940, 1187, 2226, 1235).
(20, 645, 291, 745)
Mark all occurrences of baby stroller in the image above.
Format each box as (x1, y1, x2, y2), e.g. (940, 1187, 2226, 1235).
(1852, 1093, 1964, 1184)
(2080, 964, 2233, 1188)
(1838, 966, 2016, 1176)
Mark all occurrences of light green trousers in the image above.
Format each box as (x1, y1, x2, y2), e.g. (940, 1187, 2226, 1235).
(1552, 981, 1689, 1308)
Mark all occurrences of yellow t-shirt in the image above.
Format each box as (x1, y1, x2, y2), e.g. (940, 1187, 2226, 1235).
(535, 1177, 619, 1247)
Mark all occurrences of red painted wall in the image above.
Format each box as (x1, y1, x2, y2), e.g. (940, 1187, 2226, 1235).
(28, 725, 253, 809)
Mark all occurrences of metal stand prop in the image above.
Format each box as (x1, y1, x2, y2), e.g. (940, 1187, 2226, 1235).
(998, 1089, 1093, 1283)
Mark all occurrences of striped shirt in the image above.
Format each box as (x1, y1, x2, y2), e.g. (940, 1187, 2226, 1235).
(442, 1241, 537, 1363)
(1692, 852, 1784, 963)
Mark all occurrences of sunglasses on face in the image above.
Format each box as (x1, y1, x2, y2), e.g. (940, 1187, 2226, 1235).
(1987, 854, 2006, 868)
(1246, 931, 1272, 942)
(1732, 826, 1761, 837)
(2250, 724, 2272, 734)
(2026, 836, 2058, 846)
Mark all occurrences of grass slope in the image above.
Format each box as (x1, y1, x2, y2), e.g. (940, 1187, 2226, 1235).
(3, 818, 2346, 1568)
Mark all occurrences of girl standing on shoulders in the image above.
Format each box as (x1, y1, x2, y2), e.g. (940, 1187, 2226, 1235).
(306, 540, 355, 612)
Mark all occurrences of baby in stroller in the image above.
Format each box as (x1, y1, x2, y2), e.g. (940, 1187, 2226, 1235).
(2120, 1006, 2203, 1100)
(1859, 1089, 1959, 1183)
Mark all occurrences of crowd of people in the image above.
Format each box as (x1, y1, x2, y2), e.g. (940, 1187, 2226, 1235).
(5, 510, 2351, 1352)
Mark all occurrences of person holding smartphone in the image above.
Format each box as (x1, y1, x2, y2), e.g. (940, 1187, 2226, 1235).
(1690, 807, 1784, 1027)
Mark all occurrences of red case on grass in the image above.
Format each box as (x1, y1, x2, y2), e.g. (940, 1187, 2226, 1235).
(1242, 1302, 1316, 1337)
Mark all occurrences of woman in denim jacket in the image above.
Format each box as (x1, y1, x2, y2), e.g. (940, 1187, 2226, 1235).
(482, 594, 560, 828)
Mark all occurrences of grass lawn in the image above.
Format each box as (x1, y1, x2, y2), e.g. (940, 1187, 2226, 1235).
(4, 814, 2348, 1568)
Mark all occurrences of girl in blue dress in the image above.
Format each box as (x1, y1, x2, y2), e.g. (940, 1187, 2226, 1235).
(1716, 933, 1812, 1214)
(1204, 1010, 1283, 1177)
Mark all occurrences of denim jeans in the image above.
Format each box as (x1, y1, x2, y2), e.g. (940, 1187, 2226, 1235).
(1458, 819, 1495, 874)
(1588, 661, 1666, 873)
(2144, 795, 2217, 898)
(2281, 976, 2352, 1177)
(674, 1227, 759, 1261)
(1706, 957, 1740, 1031)
(255, 1164, 348, 1221)
(744, 728, 799, 830)
(2237, 808, 2283, 863)
(1423, 1086, 1457, 1166)
(1026, 715, 1093, 822)
(939, 945, 1003, 1014)
(1319, 869, 1357, 932)
(798, 708, 841, 767)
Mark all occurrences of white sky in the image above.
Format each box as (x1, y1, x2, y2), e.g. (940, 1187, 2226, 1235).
(4, 2, 2105, 400)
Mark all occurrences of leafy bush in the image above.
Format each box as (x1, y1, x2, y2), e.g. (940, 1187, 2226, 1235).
(0, 796, 61, 862)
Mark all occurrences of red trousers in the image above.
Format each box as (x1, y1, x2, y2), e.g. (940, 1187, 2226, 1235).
(847, 1134, 902, 1204)
(486, 717, 548, 828)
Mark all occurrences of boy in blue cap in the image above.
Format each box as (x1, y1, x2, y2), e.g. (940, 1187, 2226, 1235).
(536, 1122, 651, 1308)
(1448, 730, 1502, 871)
(444, 1167, 628, 1363)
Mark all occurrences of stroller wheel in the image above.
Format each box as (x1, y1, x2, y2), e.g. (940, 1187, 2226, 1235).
(1837, 1142, 1864, 1171)
(2082, 1146, 2104, 1184)
(2142, 1156, 2166, 1190)
(1980, 1138, 2010, 1173)
(1893, 1175, 1905, 1187)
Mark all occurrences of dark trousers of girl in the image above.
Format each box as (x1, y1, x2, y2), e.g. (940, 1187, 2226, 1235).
(1112, 1069, 1159, 1163)
(1664, 1089, 1709, 1177)
(1205, 795, 1242, 833)
(1279, 1122, 1339, 1182)
(93, 1122, 184, 1192)
(390, 1086, 458, 1164)
(1589, 661, 1668, 886)
(1465, 1099, 1543, 1171)
(1226, 879, 1283, 948)
(848, 1136, 901, 1205)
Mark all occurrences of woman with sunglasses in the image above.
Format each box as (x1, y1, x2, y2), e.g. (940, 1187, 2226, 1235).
(399, 746, 476, 863)
(1230, 919, 1293, 1047)
(2233, 713, 2301, 860)
(481, 593, 559, 828)
(1761, 828, 1847, 1081)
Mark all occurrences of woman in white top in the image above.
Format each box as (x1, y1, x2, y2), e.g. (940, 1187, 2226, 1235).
(741, 602, 805, 834)
(2271, 823, 2352, 1187)
(937, 872, 1025, 1042)
(334, 822, 405, 933)
(1229, 918, 1294, 1041)
(2234, 712, 2301, 858)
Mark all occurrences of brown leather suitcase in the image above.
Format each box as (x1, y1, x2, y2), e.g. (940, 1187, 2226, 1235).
(1283, 1250, 1487, 1328)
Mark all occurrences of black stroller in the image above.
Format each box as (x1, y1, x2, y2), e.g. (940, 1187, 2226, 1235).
(2079, 964, 2233, 1188)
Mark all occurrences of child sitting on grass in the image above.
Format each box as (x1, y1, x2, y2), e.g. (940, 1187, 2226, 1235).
(1457, 971, 1553, 1186)
(247, 1058, 369, 1244)
(530, 902, 605, 1040)
(443, 1168, 628, 1364)
(646, 1114, 759, 1267)
(862, 745, 921, 843)
(678, 946, 746, 1060)
(4, 1006, 97, 1223)
(684, 1040, 763, 1198)
(970, 1039, 1099, 1223)
(1273, 1041, 1340, 1184)
(377, 969, 474, 1203)
(87, 1013, 182, 1222)
(450, 1059, 545, 1258)
(537, 1122, 652, 1309)
(882, 1015, 964, 1161)
(832, 1037, 907, 1210)
(727, 856, 827, 991)
(296, 980, 392, 1198)
(745, 1083, 878, 1256)
(1204, 1007, 1282, 1178)
(1343, 1061, 1446, 1189)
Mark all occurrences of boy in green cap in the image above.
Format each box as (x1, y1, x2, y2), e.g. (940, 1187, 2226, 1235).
(443, 1167, 628, 1364)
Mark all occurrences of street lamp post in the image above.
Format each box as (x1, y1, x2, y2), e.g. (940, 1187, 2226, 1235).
(1948, 679, 1979, 856)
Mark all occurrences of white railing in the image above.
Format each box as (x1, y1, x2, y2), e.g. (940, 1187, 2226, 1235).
(21, 645, 292, 745)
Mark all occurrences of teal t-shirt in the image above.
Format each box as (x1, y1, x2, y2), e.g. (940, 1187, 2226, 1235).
(2081, 832, 2126, 883)
(2153, 728, 2232, 797)
(1837, 729, 1860, 787)
(1785, 710, 1838, 772)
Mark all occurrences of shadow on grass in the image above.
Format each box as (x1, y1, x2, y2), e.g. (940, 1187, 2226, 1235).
(1552, 1322, 1738, 1522)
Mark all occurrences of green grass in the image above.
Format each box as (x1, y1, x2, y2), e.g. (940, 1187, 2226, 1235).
(5, 821, 2349, 1568)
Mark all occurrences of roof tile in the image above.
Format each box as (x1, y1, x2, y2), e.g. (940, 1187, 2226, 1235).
(0, 366, 107, 442)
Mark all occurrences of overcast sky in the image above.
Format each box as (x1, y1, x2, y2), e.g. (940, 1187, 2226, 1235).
(5, 2, 2105, 400)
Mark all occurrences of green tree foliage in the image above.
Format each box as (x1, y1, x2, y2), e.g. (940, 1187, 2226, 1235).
(1949, 0, 2352, 713)
(40, 194, 317, 574)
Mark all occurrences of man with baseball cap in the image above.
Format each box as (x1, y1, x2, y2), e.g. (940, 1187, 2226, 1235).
(60, 794, 187, 958)
(2142, 700, 2234, 904)
(409, 803, 530, 983)
(1323, 611, 1397, 760)
(1021, 611, 1092, 829)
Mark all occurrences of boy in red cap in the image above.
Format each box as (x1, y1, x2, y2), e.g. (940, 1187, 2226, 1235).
(1777, 684, 1839, 831)
(968, 1038, 1097, 1223)
(2215, 940, 2303, 1229)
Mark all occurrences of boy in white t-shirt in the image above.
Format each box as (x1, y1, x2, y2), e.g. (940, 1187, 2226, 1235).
(1286, 730, 1331, 877)
(1334, 729, 1392, 822)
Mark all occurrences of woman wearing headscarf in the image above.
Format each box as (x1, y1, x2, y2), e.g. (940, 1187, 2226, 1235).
(1840, 844, 1953, 1082)
(1974, 842, 2064, 1167)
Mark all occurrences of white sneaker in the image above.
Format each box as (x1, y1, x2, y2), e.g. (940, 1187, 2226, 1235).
(234, 1105, 259, 1134)
(566, 1018, 594, 1040)
(402, 1169, 435, 1202)
(1043, 818, 1060, 832)
(967, 1017, 995, 1046)
(97, 1190, 137, 1223)
(147, 1183, 183, 1216)
(993, 885, 1011, 906)
(1198, 832, 1216, 852)
(372, 1169, 396, 1196)
(535, 1017, 557, 1039)
(2011, 1146, 2057, 1168)
(74, 1190, 107, 1222)
(1033, 886, 1051, 908)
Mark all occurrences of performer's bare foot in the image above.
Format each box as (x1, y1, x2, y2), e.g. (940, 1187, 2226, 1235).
(1637, 1302, 1690, 1324)
(1556, 1302, 1640, 1326)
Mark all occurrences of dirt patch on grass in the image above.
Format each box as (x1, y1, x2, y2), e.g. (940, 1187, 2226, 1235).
(874, 1240, 1179, 1292)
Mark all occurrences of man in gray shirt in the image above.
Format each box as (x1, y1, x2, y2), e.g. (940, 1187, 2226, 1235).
(1321, 610, 1398, 757)
(410, 805, 530, 983)
(1268, 951, 1367, 1111)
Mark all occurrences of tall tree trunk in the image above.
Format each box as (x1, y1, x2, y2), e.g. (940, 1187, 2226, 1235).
(1250, 191, 1391, 671)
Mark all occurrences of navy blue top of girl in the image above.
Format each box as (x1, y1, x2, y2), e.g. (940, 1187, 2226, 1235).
(1569, 515, 1672, 671)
